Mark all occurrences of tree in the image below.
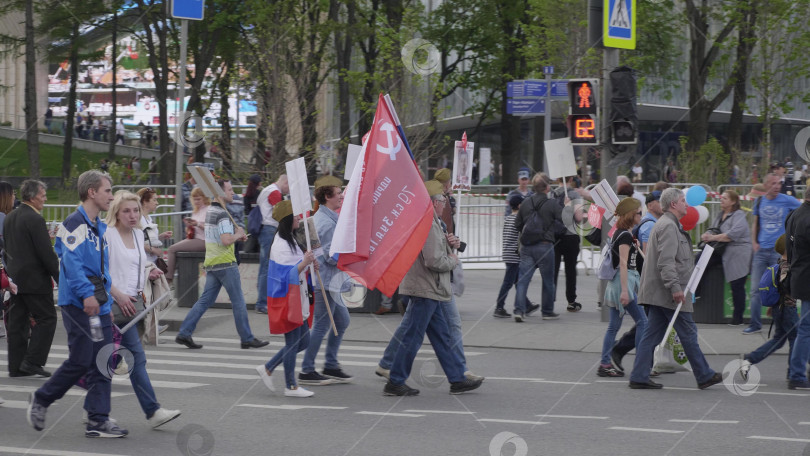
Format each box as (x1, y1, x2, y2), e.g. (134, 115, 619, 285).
(24, 0, 40, 179)
(726, 0, 759, 162)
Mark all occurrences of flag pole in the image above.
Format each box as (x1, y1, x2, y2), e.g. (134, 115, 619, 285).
(302, 212, 338, 336)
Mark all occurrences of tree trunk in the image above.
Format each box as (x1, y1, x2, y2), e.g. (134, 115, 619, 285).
(24, 0, 40, 179)
(62, 24, 79, 186)
(333, 0, 354, 147)
(218, 64, 233, 173)
(727, 1, 758, 162)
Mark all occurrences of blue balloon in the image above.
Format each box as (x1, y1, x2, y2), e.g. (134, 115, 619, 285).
(686, 186, 707, 207)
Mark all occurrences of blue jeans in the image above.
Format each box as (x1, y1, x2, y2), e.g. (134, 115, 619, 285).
(265, 324, 309, 388)
(256, 225, 278, 310)
(630, 306, 716, 385)
(789, 300, 810, 381)
(179, 266, 255, 343)
(444, 296, 467, 368)
(514, 242, 556, 316)
(749, 248, 780, 330)
(35, 306, 112, 423)
(600, 299, 647, 365)
(388, 296, 466, 385)
(746, 304, 798, 365)
(119, 325, 160, 418)
(496, 263, 519, 309)
(379, 299, 416, 370)
(301, 289, 350, 373)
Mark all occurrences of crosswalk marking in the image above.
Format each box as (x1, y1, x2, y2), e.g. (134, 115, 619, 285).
(356, 411, 424, 417)
(238, 404, 347, 411)
(0, 385, 130, 398)
(0, 447, 128, 456)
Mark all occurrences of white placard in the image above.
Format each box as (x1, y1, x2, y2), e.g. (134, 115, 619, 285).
(187, 165, 224, 200)
(345, 144, 362, 180)
(479, 147, 491, 184)
(685, 245, 714, 296)
(590, 179, 620, 217)
(452, 141, 474, 190)
(285, 157, 312, 216)
(544, 137, 578, 180)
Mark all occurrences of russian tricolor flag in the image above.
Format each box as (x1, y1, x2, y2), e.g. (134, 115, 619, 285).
(330, 94, 433, 297)
(266, 241, 310, 335)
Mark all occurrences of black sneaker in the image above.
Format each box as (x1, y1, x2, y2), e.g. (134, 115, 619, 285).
(450, 377, 483, 395)
(610, 347, 625, 372)
(525, 303, 541, 316)
(597, 365, 624, 377)
(175, 335, 203, 349)
(788, 379, 810, 390)
(566, 302, 582, 312)
(27, 393, 46, 431)
(86, 419, 129, 438)
(514, 313, 524, 323)
(493, 308, 511, 318)
(241, 338, 270, 349)
(322, 367, 354, 384)
(383, 382, 419, 396)
(298, 371, 335, 386)
(698, 373, 723, 390)
(542, 312, 560, 320)
(628, 380, 663, 389)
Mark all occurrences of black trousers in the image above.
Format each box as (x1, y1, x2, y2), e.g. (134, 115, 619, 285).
(553, 235, 580, 304)
(6, 293, 57, 374)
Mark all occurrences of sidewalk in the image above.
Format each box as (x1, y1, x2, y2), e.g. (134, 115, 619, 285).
(157, 268, 777, 358)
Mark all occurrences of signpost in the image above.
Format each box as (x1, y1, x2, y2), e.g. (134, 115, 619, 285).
(172, 0, 204, 242)
(603, 0, 636, 50)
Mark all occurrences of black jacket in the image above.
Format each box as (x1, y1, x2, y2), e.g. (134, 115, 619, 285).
(786, 201, 810, 300)
(3, 204, 60, 293)
(514, 192, 563, 245)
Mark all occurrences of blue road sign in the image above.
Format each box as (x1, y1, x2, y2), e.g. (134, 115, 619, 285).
(550, 81, 568, 97)
(604, 0, 636, 49)
(171, 0, 205, 20)
(543, 66, 554, 75)
(507, 99, 546, 116)
(509, 80, 568, 98)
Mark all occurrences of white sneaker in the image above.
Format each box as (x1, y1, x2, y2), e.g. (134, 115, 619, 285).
(375, 366, 390, 380)
(464, 371, 485, 382)
(284, 386, 314, 398)
(739, 356, 752, 382)
(82, 411, 117, 425)
(114, 358, 129, 376)
(255, 365, 275, 392)
(147, 408, 181, 429)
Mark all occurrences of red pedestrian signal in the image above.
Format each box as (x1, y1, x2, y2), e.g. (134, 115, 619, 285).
(568, 79, 598, 115)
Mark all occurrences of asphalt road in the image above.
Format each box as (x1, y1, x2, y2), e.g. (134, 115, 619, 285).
(1, 333, 809, 456)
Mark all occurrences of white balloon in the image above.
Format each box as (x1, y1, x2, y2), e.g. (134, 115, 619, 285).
(696, 205, 710, 224)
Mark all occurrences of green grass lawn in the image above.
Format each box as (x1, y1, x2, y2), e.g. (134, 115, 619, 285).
(0, 137, 109, 177)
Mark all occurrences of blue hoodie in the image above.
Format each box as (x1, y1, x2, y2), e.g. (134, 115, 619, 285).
(54, 205, 112, 315)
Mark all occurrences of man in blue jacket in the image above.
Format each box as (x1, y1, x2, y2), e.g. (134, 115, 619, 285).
(27, 170, 128, 438)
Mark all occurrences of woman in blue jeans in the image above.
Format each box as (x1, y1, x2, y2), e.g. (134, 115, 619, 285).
(255, 201, 317, 398)
(598, 198, 647, 377)
(104, 191, 181, 428)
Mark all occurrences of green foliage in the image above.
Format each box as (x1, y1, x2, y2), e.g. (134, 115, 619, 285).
(0, 138, 110, 177)
(677, 136, 730, 187)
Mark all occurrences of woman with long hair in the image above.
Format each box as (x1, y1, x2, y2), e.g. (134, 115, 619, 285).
(700, 190, 751, 326)
(597, 198, 647, 377)
(243, 174, 263, 215)
(136, 188, 172, 265)
(103, 190, 181, 428)
(255, 200, 317, 398)
(165, 187, 209, 282)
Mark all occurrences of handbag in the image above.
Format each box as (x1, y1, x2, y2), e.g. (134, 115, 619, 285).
(698, 215, 729, 267)
(87, 236, 110, 304)
(0, 266, 9, 290)
(143, 228, 169, 274)
(598, 231, 629, 281)
(111, 230, 146, 327)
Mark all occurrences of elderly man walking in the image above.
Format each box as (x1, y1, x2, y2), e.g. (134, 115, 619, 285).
(628, 188, 723, 390)
(4, 180, 60, 377)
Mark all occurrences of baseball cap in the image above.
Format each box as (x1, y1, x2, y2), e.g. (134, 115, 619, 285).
(517, 167, 531, 180)
(645, 191, 661, 204)
(508, 194, 525, 210)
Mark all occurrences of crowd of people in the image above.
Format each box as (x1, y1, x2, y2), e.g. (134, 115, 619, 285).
(4, 161, 810, 439)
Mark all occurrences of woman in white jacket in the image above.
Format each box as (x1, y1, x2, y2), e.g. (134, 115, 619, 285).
(104, 190, 181, 428)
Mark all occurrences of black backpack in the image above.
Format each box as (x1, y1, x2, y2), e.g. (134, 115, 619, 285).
(520, 198, 550, 246)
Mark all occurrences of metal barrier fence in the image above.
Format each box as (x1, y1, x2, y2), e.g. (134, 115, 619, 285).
(41, 182, 792, 264)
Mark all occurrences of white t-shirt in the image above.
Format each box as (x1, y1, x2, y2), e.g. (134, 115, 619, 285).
(104, 227, 147, 296)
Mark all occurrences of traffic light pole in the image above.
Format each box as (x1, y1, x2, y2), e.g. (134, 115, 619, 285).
(601, 48, 619, 186)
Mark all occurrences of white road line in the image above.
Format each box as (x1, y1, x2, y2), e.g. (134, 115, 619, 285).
(136, 369, 259, 380)
(530, 380, 590, 385)
(747, 436, 810, 443)
(238, 404, 347, 411)
(669, 419, 738, 424)
(0, 385, 130, 398)
(356, 411, 424, 417)
(0, 356, 376, 370)
(404, 409, 475, 415)
(536, 414, 609, 420)
(0, 447, 127, 456)
(111, 378, 207, 389)
(477, 419, 548, 425)
(608, 426, 683, 434)
(150, 339, 486, 356)
(0, 400, 28, 409)
(479, 377, 545, 382)
(798, 422, 810, 425)
(750, 391, 810, 397)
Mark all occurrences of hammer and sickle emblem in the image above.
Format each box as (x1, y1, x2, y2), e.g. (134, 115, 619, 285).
(376, 122, 401, 160)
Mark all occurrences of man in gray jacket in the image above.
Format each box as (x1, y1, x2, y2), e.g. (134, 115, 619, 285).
(628, 188, 723, 390)
(382, 180, 483, 397)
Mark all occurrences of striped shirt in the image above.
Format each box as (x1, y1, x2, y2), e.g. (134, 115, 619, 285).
(502, 213, 520, 264)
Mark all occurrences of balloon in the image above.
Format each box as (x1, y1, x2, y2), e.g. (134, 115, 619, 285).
(696, 205, 709, 224)
(686, 186, 707, 207)
(680, 206, 699, 231)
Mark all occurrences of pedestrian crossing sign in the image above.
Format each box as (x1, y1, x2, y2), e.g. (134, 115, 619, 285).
(603, 0, 636, 49)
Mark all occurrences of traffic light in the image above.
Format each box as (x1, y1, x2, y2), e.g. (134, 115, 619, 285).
(569, 115, 598, 145)
(567, 79, 599, 145)
(609, 67, 638, 145)
(612, 120, 636, 144)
